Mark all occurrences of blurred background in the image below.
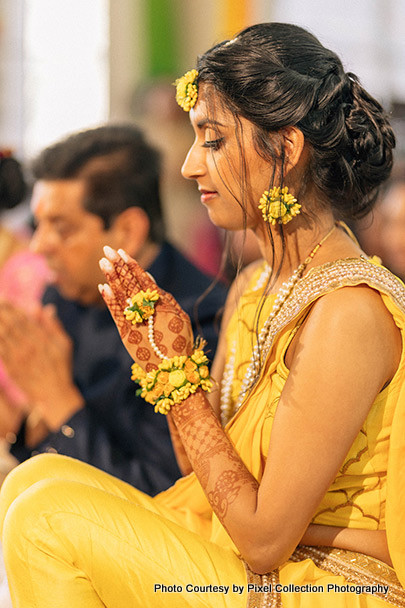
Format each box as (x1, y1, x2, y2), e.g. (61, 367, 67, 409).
(1, 0, 405, 273)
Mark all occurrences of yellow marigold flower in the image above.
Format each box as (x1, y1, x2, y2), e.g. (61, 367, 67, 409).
(258, 186, 301, 225)
(145, 372, 158, 388)
(172, 386, 190, 403)
(191, 350, 207, 365)
(144, 392, 155, 405)
(201, 379, 213, 392)
(199, 365, 209, 379)
(150, 384, 164, 401)
(158, 371, 169, 384)
(124, 310, 136, 322)
(163, 383, 175, 397)
(124, 289, 160, 324)
(131, 289, 159, 305)
(185, 370, 200, 384)
(155, 398, 172, 415)
(131, 363, 146, 382)
(168, 369, 187, 388)
(175, 69, 198, 112)
(184, 359, 197, 372)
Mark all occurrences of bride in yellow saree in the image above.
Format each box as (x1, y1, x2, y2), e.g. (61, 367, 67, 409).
(1, 21, 404, 608)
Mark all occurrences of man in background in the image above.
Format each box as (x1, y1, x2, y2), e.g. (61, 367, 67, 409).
(0, 124, 227, 495)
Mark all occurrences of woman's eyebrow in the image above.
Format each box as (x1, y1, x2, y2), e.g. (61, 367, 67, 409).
(196, 118, 226, 129)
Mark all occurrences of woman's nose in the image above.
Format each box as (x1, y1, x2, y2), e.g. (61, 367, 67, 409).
(181, 141, 205, 181)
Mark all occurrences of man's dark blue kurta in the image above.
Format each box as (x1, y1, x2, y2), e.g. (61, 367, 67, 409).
(11, 242, 227, 495)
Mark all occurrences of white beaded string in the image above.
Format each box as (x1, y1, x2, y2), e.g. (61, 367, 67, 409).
(220, 224, 337, 424)
(147, 315, 166, 360)
(220, 266, 272, 425)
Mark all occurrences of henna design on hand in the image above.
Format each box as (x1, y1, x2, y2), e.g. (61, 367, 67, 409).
(100, 248, 194, 370)
(105, 291, 128, 338)
(172, 335, 187, 353)
(127, 329, 142, 344)
(208, 470, 244, 519)
(154, 330, 163, 344)
(198, 458, 210, 486)
(136, 347, 151, 361)
(172, 392, 259, 526)
(168, 317, 184, 334)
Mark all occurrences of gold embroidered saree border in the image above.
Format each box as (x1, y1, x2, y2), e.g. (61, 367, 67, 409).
(237, 257, 405, 411)
(244, 566, 282, 608)
(244, 546, 405, 608)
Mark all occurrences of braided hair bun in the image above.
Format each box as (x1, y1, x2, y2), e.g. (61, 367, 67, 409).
(197, 23, 395, 219)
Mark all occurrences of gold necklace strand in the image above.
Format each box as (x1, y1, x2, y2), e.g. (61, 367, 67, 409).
(220, 223, 337, 425)
(298, 223, 337, 269)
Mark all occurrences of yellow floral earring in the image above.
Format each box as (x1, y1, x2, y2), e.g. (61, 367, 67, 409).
(258, 186, 301, 225)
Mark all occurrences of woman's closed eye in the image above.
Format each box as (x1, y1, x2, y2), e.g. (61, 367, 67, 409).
(202, 137, 224, 151)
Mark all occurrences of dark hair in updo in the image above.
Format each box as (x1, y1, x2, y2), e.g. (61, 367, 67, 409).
(197, 22, 395, 220)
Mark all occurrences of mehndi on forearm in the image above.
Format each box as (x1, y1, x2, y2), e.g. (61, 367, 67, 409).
(171, 390, 259, 524)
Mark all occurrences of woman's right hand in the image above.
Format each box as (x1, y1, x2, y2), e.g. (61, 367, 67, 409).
(99, 247, 194, 372)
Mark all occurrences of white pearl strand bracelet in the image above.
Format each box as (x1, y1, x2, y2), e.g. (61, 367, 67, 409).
(148, 315, 166, 360)
(220, 224, 336, 425)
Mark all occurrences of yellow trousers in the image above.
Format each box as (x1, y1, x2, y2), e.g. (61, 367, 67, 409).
(0, 454, 247, 608)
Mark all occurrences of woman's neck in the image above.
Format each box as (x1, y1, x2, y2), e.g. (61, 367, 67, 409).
(254, 215, 362, 287)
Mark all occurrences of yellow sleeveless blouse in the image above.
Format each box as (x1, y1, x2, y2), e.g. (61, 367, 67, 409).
(156, 256, 405, 587)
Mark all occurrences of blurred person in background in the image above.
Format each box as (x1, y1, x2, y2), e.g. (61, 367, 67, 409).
(354, 161, 405, 273)
(377, 172, 405, 280)
(0, 151, 49, 471)
(0, 125, 227, 495)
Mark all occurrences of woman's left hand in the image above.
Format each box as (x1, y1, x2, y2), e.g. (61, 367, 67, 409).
(99, 247, 194, 370)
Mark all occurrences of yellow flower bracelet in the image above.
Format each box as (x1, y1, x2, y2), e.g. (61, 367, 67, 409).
(131, 349, 213, 414)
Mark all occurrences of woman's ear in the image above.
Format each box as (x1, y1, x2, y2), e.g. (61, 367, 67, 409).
(110, 207, 151, 258)
(280, 126, 306, 171)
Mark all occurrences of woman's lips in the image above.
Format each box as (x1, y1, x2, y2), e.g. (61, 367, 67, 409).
(199, 190, 218, 203)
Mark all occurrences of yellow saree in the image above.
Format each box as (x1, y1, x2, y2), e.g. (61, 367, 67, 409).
(156, 257, 405, 607)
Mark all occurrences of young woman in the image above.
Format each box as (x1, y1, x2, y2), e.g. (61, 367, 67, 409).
(0, 23, 404, 608)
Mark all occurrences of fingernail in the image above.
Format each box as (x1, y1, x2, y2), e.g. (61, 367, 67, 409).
(117, 249, 129, 262)
(99, 258, 114, 272)
(103, 245, 118, 260)
(98, 283, 113, 297)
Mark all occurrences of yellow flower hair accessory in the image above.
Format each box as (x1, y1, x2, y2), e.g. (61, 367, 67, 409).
(124, 289, 160, 324)
(259, 186, 301, 225)
(131, 349, 213, 414)
(174, 69, 199, 112)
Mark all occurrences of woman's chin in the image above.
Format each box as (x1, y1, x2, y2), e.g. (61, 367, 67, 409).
(206, 209, 247, 232)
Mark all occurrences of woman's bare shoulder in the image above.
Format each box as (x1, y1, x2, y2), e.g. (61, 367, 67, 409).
(287, 284, 402, 386)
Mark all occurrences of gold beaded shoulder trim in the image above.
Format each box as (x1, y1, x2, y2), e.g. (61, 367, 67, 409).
(236, 257, 405, 411)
